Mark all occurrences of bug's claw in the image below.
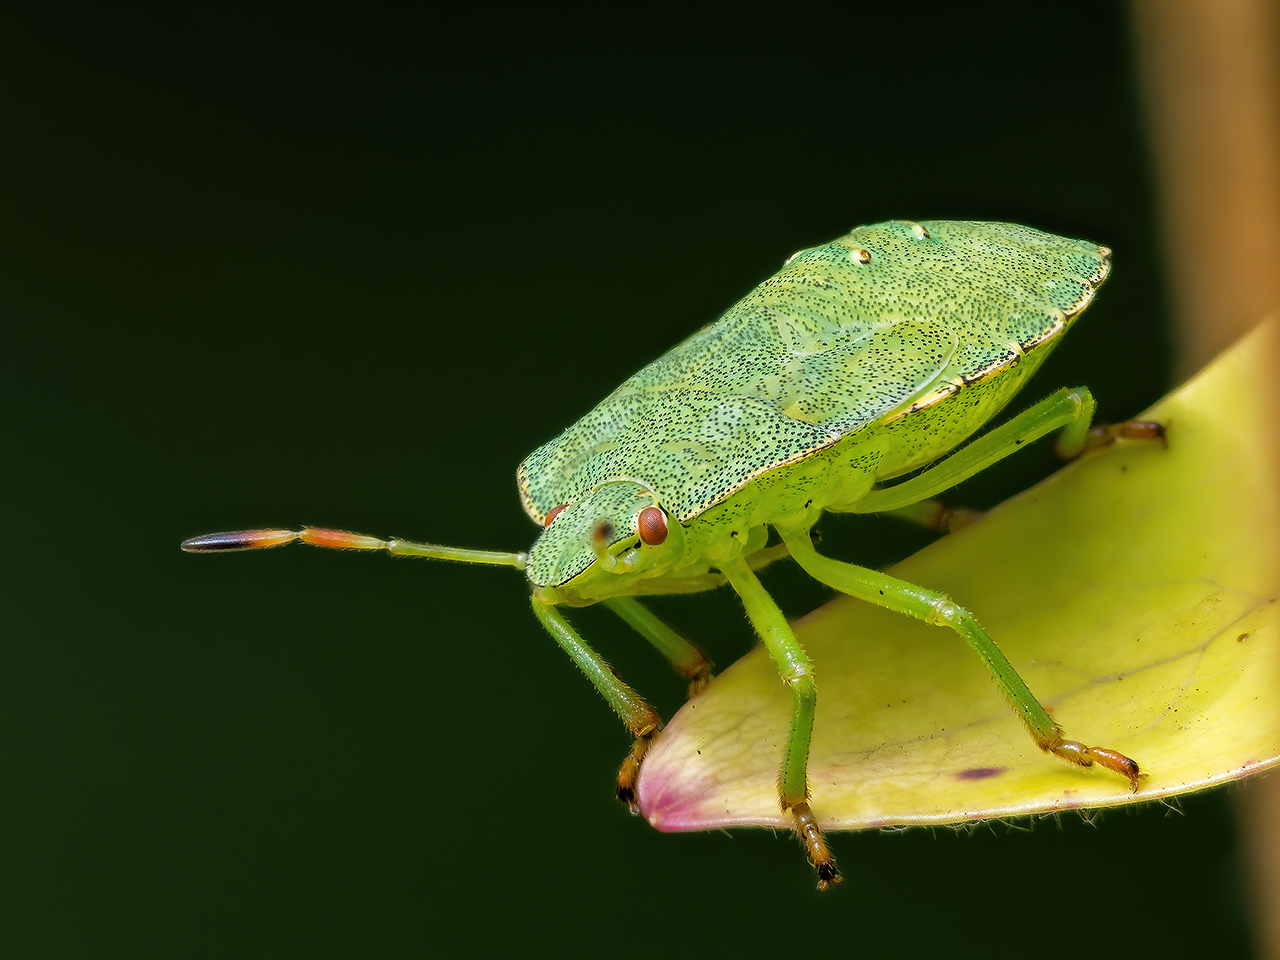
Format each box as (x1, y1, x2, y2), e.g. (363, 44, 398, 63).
(616, 730, 659, 814)
(1086, 745, 1144, 791)
(1127, 419, 1167, 447)
(894, 498, 986, 533)
(684, 668, 715, 699)
(616, 764, 640, 814)
(792, 802, 842, 890)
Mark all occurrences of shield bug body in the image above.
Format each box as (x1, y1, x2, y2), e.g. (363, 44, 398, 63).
(184, 220, 1158, 888)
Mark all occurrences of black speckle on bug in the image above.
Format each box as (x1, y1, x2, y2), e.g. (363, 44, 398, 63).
(517, 221, 1112, 586)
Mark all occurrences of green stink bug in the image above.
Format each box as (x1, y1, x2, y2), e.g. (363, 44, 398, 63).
(183, 219, 1161, 888)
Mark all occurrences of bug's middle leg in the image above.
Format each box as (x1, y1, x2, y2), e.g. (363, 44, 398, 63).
(604, 597, 714, 698)
(720, 557, 841, 890)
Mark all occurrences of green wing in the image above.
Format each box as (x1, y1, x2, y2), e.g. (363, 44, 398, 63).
(519, 220, 1109, 523)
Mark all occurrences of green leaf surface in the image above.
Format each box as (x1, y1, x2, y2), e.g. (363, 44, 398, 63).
(639, 322, 1280, 832)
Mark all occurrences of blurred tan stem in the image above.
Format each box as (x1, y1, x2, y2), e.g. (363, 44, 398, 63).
(1131, 1, 1280, 954)
(1132, 0, 1280, 374)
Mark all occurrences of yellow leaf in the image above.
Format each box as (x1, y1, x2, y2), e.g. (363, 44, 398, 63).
(639, 321, 1280, 831)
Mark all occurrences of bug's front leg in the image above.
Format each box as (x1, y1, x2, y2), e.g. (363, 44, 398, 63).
(719, 557, 842, 890)
(530, 598, 664, 811)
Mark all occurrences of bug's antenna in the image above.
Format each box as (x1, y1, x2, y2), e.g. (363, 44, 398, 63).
(181, 527, 528, 570)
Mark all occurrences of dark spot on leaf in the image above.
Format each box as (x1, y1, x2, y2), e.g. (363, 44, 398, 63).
(954, 767, 1007, 781)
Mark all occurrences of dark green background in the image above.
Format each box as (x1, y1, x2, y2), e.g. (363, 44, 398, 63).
(6, 6, 1252, 957)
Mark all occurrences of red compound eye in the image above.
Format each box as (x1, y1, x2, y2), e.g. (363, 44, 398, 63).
(637, 506, 668, 545)
(544, 504, 567, 527)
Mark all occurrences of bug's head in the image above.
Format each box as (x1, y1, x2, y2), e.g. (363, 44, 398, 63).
(525, 481, 686, 603)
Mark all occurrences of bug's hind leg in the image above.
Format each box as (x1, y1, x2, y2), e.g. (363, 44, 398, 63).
(851, 387, 1163, 516)
(779, 528, 1142, 791)
(720, 557, 842, 890)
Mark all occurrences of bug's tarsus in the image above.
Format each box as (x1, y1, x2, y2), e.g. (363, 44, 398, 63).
(683, 666, 715, 699)
(1117, 419, 1168, 448)
(933, 504, 984, 533)
(670, 646, 714, 699)
(792, 802, 842, 890)
(1047, 739, 1143, 792)
(1059, 418, 1168, 459)
(1049, 742, 1141, 793)
(884, 498, 985, 533)
(616, 729, 661, 814)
